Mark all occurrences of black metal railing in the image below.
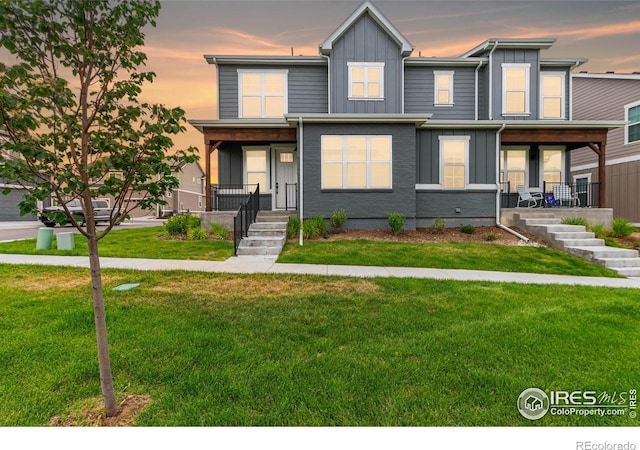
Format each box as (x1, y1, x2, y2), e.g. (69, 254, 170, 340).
(501, 181, 601, 208)
(212, 184, 259, 211)
(285, 182, 298, 211)
(232, 184, 260, 256)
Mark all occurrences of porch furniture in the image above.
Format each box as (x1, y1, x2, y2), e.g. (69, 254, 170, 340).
(544, 194, 560, 208)
(517, 186, 544, 208)
(553, 184, 580, 207)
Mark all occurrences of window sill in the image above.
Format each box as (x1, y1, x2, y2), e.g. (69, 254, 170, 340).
(434, 103, 455, 108)
(502, 112, 531, 117)
(348, 97, 385, 102)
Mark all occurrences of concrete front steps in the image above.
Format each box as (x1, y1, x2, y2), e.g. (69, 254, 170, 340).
(235, 210, 295, 257)
(514, 212, 640, 277)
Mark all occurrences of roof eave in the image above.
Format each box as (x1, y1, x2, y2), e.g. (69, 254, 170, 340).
(204, 55, 327, 66)
(460, 38, 557, 58)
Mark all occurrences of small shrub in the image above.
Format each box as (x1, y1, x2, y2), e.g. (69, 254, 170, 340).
(431, 217, 445, 234)
(188, 227, 208, 241)
(484, 234, 497, 242)
(589, 223, 608, 239)
(165, 214, 194, 236)
(388, 212, 405, 235)
(302, 216, 327, 240)
(634, 241, 640, 249)
(460, 224, 475, 235)
(330, 208, 347, 232)
(209, 223, 227, 241)
(611, 218, 636, 238)
(604, 236, 626, 248)
(287, 217, 301, 239)
(561, 216, 589, 227)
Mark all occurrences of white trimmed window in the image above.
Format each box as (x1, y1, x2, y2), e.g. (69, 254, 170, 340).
(502, 63, 530, 116)
(238, 70, 288, 118)
(321, 135, 392, 189)
(540, 72, 566, 119)
(440, 136, 470, 190)
(625, 100, 640, 144)
(243, 146, 270, 191)
(500, 147, 528, 190)
(434, 71, 454, 106)
(347, 62, 384, 100)
(540, 146, 565, 186)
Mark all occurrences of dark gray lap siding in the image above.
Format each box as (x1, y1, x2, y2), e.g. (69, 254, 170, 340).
(302, 123, 416, 221)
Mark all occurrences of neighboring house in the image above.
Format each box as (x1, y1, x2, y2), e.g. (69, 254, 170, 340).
(0, 127, 38, 221)
(190, 1, 622, 229)
(571, 73, 640, 223)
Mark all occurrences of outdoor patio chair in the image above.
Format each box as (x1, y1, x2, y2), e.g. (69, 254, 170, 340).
(516, 186, 544, 208)
(553, 184, 580, 207)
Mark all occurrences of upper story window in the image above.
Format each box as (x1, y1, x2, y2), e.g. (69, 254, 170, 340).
(238, 70, 288, 118)
(440, 136, 470, 190)
(540, 72, 566, 119)
(502, 63, 530, 116)
(625, 100, 640, 145)
(347, 62, 385, 100)
(434, 71, 454, 106)
(321, 135, 392, 189)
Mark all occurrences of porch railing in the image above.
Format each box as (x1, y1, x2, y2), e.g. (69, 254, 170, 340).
(284, 182, 298, 211)
(500, 181, 601, 208)
(212, 184, 259, 211)
(232, 184, 260, 256)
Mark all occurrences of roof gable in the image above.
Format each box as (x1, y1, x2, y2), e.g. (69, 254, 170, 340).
(319, 1, 413, 56)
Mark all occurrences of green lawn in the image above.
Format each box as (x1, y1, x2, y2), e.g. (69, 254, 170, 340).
(0, 226, 234, 260)
(278, 240, 622, 278)
(1, 264, 638, 426)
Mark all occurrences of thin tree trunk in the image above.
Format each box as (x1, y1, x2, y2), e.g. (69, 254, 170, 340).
(87, 233, 117, 416)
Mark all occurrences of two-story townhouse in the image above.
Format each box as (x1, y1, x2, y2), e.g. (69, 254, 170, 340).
(0, 127, 38, 221)
(190, 1, 622, 230)
(571, 73, 640, 223)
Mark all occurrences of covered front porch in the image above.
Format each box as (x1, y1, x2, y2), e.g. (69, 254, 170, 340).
(190, 122, 298, 212)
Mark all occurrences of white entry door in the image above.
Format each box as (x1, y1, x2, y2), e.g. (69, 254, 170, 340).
(275, 147, 297, 209)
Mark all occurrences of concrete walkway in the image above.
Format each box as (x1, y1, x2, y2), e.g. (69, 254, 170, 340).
(1, 254, 640, 289)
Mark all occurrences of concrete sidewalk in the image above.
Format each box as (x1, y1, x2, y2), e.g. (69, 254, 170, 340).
(1, 253, 639, 288)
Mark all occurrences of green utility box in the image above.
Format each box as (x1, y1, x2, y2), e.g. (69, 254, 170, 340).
(36, 227, 54, 250)
(56, 232, 75, 250)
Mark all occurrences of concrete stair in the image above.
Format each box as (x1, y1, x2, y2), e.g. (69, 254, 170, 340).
(514, 212, 640, 277)
(235, 211, 292, 257)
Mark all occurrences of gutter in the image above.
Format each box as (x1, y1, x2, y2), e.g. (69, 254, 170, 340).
(494, 123, 530, 242)
(298, 116, 304, 247)
(568, 60, 581, 121)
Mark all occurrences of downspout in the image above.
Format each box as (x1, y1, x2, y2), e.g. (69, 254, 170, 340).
(298, 116, 304, 246)
(494, 123, 530, 241)
(320, 54, 331, 113)
(488, 40, 499, 120)
(474, 60, 485, 121)
(401, 55, 410, 114)
(568, 60, 580, 120)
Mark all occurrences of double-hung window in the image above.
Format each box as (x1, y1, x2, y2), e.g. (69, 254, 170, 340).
(500, 147, 528, 190)
(244, 147, 269, 191)
(625, 101, 640, 144)
(238, 70, 288, 118)
(541, 146, 564, 186)
(540, 72, 565, 119)
(502, 63, 530, 116)
(348, 62, 384, 100)
(440, 136, 470, 189)
(434, 71, 454, 106)
(321, 135, 392, 189)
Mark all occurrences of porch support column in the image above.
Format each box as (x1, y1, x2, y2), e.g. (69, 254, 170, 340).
(206, 140, 223, 211)
(588, 141, 606, 208)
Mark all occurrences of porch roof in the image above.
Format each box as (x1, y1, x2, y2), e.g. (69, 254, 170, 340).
(284, 113, 431, 126)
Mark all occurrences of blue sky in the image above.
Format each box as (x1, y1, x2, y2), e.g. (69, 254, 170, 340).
(137, 0, 640, 152)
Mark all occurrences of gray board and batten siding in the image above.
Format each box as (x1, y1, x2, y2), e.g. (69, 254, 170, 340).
(404, 66, 481, 120)
(301, 123, 416, 229)
(330, 12, 403, 114)
(217, 64, 328, 119)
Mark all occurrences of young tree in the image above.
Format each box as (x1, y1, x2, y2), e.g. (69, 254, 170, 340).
(0, 0, 198, 416)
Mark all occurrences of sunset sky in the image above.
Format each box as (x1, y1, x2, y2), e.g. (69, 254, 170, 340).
(139, 0, 640, 157)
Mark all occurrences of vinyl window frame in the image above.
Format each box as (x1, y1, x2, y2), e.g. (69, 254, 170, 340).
(540, 72, 566, 119)
(347, 62, 385, 101)
(439, 135, 470, 190)
(237, 69, 288, 118)
(434, 70, 454, 107)
(502, 63, 531, 116)
(624, 100, 640, 145)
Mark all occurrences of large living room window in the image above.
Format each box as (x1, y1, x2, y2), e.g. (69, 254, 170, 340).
(440, 136, 470, 189)
(502, 63, 530, 116)
(625, 101, 640, 144)
(347, 62, 385, 100)
(238, 70, 288, 118)
(321, 135, 392, 189)
(540, 72, 565, 119)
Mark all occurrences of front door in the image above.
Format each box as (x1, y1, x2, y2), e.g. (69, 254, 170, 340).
(275, 147, 297, 209)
